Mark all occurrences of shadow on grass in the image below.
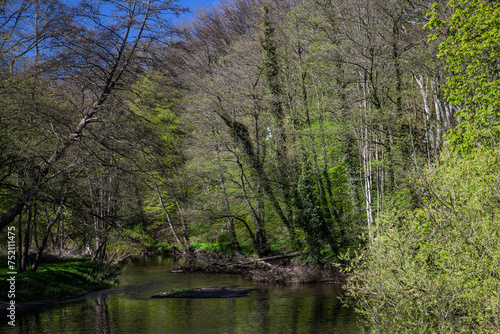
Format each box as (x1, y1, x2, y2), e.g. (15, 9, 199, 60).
(0, 258, 117, 302)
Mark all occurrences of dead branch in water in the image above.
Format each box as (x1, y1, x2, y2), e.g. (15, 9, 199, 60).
(227, 252, 307, 267)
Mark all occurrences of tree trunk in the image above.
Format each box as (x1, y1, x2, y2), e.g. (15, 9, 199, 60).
(215, 148, 241, 254)
(155, 183, 189, 253)
(29, 202, 65, 272)
(20, 204, 32, 272)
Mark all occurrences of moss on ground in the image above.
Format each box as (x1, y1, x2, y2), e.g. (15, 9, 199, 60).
(0, 258, 117, 302)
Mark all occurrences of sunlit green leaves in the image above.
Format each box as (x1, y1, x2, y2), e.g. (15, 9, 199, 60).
(427, 0, 500, 151)
(345, 147, 500, 332)
(128, 72, 183, 151)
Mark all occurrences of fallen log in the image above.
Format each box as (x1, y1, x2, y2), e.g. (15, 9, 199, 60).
(227, 252, 307, 267)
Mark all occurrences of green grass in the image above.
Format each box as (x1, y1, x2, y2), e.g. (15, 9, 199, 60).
(0, 258, 118, 302)
(163, 287, 198, 294)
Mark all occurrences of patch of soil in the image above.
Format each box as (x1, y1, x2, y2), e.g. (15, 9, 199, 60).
(151, 286, 257, 299)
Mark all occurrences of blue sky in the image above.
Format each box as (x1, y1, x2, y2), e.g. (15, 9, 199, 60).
(177, 0, 220, 21)
(64, 0, 221, 24)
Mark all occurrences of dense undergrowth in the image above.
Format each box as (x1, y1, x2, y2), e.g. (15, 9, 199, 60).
(343, 147, 500, 333)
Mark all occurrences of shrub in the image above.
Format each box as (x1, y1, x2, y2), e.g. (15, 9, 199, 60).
(344, 148, 500, 333)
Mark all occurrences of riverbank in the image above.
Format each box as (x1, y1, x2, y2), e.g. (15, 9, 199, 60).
(0, 252, 345, 319)
(175, 250, 347, 284)
(0, 258, 117, 317)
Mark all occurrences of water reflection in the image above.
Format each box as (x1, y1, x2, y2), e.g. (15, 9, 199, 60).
(2, 257, 361, 333)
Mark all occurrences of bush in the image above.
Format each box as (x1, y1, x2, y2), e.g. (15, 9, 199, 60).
(344, 148, 500, 333)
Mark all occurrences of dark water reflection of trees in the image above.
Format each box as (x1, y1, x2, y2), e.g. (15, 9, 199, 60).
(5, 258, 361, 333)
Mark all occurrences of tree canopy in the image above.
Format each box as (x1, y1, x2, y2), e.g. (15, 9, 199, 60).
(427, 0, 500, 150)
(1, 1, 499, 330)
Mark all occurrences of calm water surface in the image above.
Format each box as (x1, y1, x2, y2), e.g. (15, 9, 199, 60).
(1, 256, 361, 333)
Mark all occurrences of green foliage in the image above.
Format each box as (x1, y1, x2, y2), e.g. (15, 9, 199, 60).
(427, 0, 500, 150)
(192, 232, 235, 253)
(163, 287, 198, 294)
(148, 240, 172, 251)
(105, 224, 154, 264)
(128, 72, 184, 167)
(193, 242, 228, 253)
(0, 0, 453, 289)
(295, 158, 328, 262)
(260, 5, 282, 98)
(381, 187, 415, 214)
(345, 147, 500, 333)
(294, 156, 342, 263)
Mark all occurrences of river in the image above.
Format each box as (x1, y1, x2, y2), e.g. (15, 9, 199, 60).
(1, 256, 361, 333)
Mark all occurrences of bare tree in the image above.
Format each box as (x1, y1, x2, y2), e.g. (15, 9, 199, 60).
(0, 0, 186, 232)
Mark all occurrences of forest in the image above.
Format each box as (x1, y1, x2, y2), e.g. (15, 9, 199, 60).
(1, 0, 499, 332)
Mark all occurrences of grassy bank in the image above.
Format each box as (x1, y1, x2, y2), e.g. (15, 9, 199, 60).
(0, 258, 117, 302)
